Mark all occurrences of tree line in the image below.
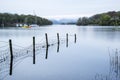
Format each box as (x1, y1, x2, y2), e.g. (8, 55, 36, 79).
(77, 11, 120, 26)
(0, 13, 53, 27)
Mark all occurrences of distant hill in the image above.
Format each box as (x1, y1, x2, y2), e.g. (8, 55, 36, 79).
(0, 13, 53, 27)
(50, 18, 78, 25)
(77, 11, 120, 26)
(50, 19, 60, 24)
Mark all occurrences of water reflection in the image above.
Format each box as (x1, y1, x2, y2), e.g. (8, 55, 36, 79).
(45, 46, 49, 59)
(92, 27, 120, 41)
(57, 43, 60, 53)
(77, 26, 120, 42)
(94, 49, 120, 80)
(0, 33, 76, 80)
(1, 25, 120, 80)
(109, 49, 120, 80)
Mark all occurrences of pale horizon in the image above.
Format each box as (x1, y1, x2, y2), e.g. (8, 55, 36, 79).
(1, 10, 119, 20)
(43, 14, 93, 20)
(0, 0, 120, 19)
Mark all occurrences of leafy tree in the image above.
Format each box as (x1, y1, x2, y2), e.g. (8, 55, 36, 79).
(99, 14, 111, 25)
(77, 11, 120, 26)
(0, 13, 52, 27)
(77, 17, 90, 25)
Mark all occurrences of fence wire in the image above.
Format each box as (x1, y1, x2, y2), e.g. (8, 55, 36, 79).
(0, 34, 76, 80)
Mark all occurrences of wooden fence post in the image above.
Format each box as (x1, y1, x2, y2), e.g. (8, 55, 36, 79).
(45, 33, 49, 59)
(57, 33, 60, 52)
(45, 33, 48, 47)
(9, 39, 13, 75)
(33, 36, 35, 64)
(57, 33, 60, 45)
(75, 34, 76, 43)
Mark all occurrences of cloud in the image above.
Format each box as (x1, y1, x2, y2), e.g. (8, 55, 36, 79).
(0, 0, 120, 18)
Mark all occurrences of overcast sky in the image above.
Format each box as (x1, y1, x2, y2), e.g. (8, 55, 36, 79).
(0, 0, 120, 19)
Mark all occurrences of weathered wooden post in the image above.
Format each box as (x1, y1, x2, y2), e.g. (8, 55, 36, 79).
(9, 39, 13, 75)
(33, 36, 35, 64)
(66, 33, 68, 47)
(45, 33, 49, 59)
(57, 33, 60, 52)
(45, 33, 48, 47)
(57, 33, 60, 45)
(75, 34, 76, 43)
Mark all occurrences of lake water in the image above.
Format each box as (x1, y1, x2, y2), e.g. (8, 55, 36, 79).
(0, 25, 120, 80)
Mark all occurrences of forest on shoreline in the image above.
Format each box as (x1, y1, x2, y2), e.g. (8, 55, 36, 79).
(0, 13, 52, 27)
(0, 11, 120, 27)
(77, 11, 120, 26)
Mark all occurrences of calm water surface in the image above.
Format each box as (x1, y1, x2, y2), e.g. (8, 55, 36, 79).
(0, 25, 120, 80)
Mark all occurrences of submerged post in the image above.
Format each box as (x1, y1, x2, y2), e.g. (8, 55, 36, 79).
(33, 36, 35, 64)
(75, 34, 76, 43)
(57, 33, 60, 45)
(9, 39, 13, 75)
(45, 33, 48, 47)
(45, 33, 49, 59)
(57, 33, 60, 52)
(66, 33, 68, 47)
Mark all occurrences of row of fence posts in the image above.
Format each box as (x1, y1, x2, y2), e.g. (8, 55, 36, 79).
(8, 33, 77, 75)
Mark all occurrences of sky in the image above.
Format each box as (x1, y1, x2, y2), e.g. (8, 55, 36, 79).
(0, 0, 120, 19)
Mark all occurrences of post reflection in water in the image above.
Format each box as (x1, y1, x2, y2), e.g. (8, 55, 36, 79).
(0, 33, 76, 80)
(66, 33, 68, 47)
(45, 46, 49, 59)
(1, 25, 120, 80)
(57, 43, 60, 53)
(9, 39, 13, 75)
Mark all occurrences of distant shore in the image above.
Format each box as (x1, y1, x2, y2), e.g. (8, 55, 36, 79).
(0, 13, 52, 27)
(76, 11, 120, 26)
